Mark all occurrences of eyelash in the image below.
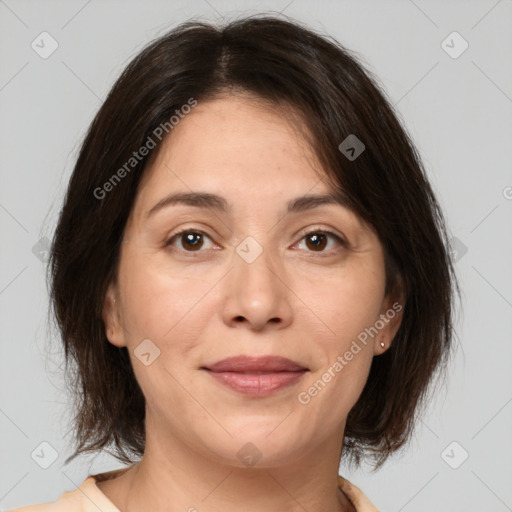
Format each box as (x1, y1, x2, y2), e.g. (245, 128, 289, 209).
(164, 227, 347, 257)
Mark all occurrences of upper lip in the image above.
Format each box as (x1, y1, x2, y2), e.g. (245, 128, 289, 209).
(202, 355, 308, 373)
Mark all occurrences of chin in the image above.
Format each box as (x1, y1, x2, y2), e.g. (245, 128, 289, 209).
(201, 432, 305, 469)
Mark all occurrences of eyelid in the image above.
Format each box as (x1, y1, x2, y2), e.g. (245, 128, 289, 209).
(291, 227, 348, 255)
(294, 225, 348, 247)
(165, 224, 347, 254)
(164, 227, 217, 250)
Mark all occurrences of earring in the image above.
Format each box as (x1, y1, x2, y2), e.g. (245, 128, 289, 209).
(380, 341, 385, 348)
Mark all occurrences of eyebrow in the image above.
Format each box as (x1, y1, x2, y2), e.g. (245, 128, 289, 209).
(145, 191, 352, 219)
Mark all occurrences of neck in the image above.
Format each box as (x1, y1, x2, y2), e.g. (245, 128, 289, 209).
(110, 421, 353, 512)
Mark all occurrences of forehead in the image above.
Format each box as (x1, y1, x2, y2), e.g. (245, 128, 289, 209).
(137, 94, 328, 196)
(125, 94, 373, 239)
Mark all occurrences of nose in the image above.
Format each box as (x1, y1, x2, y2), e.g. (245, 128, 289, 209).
(221, 243, 293, 332)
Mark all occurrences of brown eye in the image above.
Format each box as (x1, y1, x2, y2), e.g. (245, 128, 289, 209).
(305, 233, 328, 251)
(166, 230, 214, 252)
(180, 232, 204, 251)
(296, 230, 345, 253)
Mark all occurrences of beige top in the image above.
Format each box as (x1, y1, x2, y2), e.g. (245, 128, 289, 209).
(9, 467, 379, 512)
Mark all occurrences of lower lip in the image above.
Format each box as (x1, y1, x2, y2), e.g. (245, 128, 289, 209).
(205, 370, 307, 397)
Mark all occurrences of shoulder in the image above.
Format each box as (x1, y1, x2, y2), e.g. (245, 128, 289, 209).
(338, 475, 381, 512)
(7, 475, 121, 512)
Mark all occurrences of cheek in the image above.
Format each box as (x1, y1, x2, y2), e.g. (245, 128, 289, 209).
(294, 339, 374, 441)
(291, 261, 383, 420)
(116, 253, 212, 412)
(295, 262, 386, 347)
(118, 247, 215, 341)
(296, 297, 376, 424)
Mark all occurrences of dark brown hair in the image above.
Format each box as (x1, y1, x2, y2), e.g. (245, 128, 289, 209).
(48, 14, 460, 470)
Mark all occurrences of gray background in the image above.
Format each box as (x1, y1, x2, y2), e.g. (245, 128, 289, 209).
(1, 0, 511, 511)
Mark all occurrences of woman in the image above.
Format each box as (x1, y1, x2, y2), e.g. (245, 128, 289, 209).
(12, 14, 458, 512)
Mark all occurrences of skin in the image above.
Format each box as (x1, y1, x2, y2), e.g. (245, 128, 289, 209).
(99, 92, 403, 512)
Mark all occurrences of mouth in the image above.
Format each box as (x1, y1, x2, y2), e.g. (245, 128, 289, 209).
(202, 355, 308, 373)
(201, 355, 309, 397)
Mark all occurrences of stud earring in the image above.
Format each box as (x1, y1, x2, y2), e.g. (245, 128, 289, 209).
(380, 341, 385, 348)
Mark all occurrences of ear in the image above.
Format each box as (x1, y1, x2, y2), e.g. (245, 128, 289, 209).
(102, 282, 126, 348)
(375, 284, 405, 355)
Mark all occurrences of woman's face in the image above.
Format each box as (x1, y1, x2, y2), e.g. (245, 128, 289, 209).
(104, 93, 402, 467)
